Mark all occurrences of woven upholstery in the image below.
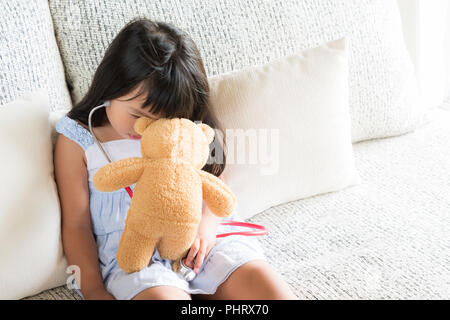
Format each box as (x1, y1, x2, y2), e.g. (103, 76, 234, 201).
(48, 0, 424, 143)
(0, 0, 72, 111)
(26, 108, 450, 299)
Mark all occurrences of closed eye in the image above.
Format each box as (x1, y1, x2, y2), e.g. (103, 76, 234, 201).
(130, 109, 157, 120)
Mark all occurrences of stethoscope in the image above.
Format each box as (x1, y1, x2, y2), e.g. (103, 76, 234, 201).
(88, 102, 268, 281)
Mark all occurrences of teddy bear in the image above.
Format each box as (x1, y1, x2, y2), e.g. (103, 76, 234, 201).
(93, 116, 237, 274)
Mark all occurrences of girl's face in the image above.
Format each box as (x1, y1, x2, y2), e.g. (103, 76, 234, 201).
(106, 86, 160, 140)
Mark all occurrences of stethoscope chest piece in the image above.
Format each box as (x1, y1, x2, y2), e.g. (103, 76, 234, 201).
(179, 258, 197, 281)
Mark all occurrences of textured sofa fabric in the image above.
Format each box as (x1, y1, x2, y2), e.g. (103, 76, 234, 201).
(26, 108, 450, 300)
(23, 285, 82, 300)
(249, 108, 450, 299)
(0, 0, 72, 111)
(48, 0, 424, 143)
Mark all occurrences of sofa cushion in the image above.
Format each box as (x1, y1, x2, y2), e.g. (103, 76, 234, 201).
(0, 1, 72, 111)
(22, 285, 81, 300)
(0, 90, 68, 300)
(26, 107, 450, 300)
(22, 105, 450, 301)
(48, 0, 425, 143)
(248, 107, 450, 299)
(209, 37, 361, 219)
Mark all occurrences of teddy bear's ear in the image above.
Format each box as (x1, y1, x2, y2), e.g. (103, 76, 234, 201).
(198, 123, 215, 144)
(134, 117, 155, 135)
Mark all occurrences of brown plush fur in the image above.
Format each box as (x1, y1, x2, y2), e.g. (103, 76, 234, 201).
(93, 117, 236, 273)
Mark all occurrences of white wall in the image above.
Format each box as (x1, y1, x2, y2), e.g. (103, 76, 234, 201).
(397, 0, 450, 109)
(397, 0, 420, 77)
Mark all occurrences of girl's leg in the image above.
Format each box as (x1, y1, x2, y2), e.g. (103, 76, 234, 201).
(116, 224, 158, 273)
(131, 285, 192, 300)
(193, 259, 298, 300)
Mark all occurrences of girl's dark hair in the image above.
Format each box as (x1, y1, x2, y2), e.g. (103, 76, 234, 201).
(67, 18, 225, 177)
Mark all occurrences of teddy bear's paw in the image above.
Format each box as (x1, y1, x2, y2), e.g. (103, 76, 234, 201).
(172, 259, 182, 273)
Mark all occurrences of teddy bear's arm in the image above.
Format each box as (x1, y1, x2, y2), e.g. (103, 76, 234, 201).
(197, 169, 237, 218)
(93, 157, 146, 192)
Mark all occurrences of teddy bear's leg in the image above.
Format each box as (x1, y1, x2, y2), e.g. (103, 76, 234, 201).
(172, 258, 183, 273)
(158, 226, 197, 273)
(171, 248, 191, 273)
(159, 246, 190, 273)
(116, 224, 158, 273)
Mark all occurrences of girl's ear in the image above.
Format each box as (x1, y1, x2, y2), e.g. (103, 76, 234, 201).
(198, 123, 215, 144)
(134, 117, 155, 135)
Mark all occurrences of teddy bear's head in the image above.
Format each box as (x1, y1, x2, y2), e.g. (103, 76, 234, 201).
(134, 117, 215, 169)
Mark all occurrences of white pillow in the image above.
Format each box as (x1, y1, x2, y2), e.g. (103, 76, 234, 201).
(0, 89, 68, 299)
(209, 37, 362, 219)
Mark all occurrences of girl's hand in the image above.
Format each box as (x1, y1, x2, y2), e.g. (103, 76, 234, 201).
(184, 214, 220, 274)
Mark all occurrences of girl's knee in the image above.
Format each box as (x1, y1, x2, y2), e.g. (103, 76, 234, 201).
(241, 259, 272, 279)
(234, 260, 298, 299)
(245, 261, 298, 299)
(131, 285, 192, 300)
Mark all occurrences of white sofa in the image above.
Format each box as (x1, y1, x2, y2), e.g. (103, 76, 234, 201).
(1, 0, 448, 299)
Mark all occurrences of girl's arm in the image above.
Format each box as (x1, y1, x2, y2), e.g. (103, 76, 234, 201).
(54, 134, 114, 300)
(200, 174, 228, 228)
(184, 175, 227, 273)
(196, 169, 236, 218)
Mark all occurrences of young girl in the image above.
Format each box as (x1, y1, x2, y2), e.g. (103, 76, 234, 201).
(53, 18, 297, 300)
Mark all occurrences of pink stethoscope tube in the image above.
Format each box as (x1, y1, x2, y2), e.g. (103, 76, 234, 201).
(124, 186, 268, 238)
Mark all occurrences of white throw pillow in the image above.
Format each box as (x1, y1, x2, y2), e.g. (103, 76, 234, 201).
(209, 37, 362, 219)
(0, 89, 68, 299)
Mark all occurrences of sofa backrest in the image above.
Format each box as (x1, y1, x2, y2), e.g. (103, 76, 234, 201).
(1, 0, 424, 144)
(46, 0, 425, 143)
(0, 1, 72, 111)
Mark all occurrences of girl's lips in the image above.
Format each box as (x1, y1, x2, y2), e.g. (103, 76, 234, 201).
(129, 134, 141, 140)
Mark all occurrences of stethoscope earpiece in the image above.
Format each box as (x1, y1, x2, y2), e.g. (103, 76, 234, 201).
(88, 101, 113, 163)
